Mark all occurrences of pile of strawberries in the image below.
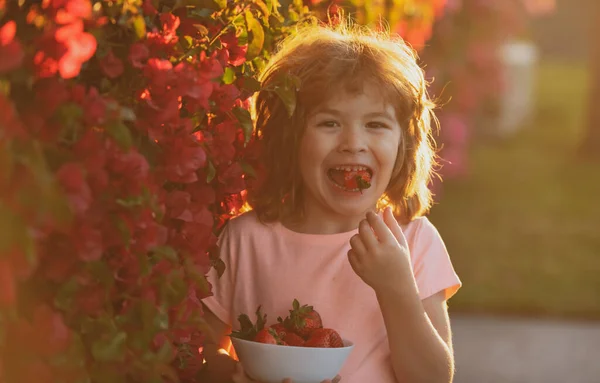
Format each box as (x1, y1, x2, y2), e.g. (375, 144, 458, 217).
(230, 299, 344, 348)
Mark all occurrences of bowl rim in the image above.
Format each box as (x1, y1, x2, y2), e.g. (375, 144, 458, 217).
(230, 336, 354, 350)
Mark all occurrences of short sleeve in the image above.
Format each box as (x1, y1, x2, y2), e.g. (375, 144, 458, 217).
(409, 217, 461, 301)
(201, 223, 236, 326)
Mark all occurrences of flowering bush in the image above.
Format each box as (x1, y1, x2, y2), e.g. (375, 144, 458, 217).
(421, 0, 528, 181)
(306, 0, 447, 49)
(0, 0, 308, 381)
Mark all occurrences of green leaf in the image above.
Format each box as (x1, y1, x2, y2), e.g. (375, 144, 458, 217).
(240, 76, 262, 93)
(92, 331, 128, 362)
(119, 107, 136, 121)
(106, 121, 133, 150)
(240, 161, 257, 179)
(132, 15, 146, 40)
(154, 306, 170, 330)
(232, 107, 253, 143)
(116, 194, 145, 208)
(209, 256, 226, 279)
(86, 261, 114, 288)
(152, 245, 179, 263)
(190, 8, 214, 18)
(0, 79, 10, 96)
(214, 0, 227, 9)
(182, 35, 194, 49)
(254, 0, 270, 19)
(206, 161, 216, 183)
(54, 277, 79, 311)
(155, 339, 175, 363)
(245, 10, 265, 61)
(222, 67, 236, 85)
(274, 83, 297, 117)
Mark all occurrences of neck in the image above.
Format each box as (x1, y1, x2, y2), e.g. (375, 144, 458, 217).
(282, 205, 375, 235)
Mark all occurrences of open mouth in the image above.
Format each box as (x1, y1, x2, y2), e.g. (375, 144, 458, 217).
(327, 165, 373, 193)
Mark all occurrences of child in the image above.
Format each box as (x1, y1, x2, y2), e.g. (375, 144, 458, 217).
(200, 19, 461, 383)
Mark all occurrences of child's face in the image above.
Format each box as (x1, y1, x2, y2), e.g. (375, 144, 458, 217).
(297, 81, 402, 226)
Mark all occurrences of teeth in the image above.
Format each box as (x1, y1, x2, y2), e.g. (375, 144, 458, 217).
(333, 165, 368, 172)
(331, 181, 361, 192)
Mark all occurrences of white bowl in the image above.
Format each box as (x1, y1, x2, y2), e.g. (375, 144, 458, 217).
(230, 337, 354, 383)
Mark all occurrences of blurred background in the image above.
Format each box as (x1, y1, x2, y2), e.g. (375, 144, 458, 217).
(309, 0, 600, 381)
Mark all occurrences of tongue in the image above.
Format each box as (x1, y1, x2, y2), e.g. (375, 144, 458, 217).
(329, 169, 347, 187)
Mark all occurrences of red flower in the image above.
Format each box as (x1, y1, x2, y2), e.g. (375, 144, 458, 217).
(31, 304, 72, 357)
(218, 162, 245, 194)
(34, 78, 69, 118)
(99, 50, 124, 79)
(51, 0, 93, 24)
(56, 162, 92, 215)
(108, 150, 150, 194)
(208, 120, 238, 165)
(73, 222, 103, 261)
(80, 87, 107, 126)
(0, 21, 24, 74)
(146, 13, 180, 53)
(186, 183, 216, 205)
(0, 259, 16, 308)
(75, 284, 105, 316)
(166, 190, 192, 220)
(174, 62, 214, 108)
(198, 51, 224, 82)
(221, 32, 248, 67)
(34, 20, 97, 79)
(0, 94, 27, 139)
(212, 83, 240, 112)
(141, 0, 158, 16)
(160, 13, 180, 40)
(144, 58, 174, 89)
(129, 42, 149, 68)
(162, 137, 207, 183)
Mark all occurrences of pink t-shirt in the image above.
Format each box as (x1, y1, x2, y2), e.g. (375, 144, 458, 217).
(202, 211, 461, 383)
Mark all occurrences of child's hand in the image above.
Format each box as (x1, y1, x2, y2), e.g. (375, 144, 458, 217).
(348, 207, 413, 294)
(232, 363, 341, 383)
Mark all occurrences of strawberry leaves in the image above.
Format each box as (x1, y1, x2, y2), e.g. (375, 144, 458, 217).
(230, 305, 267, 341)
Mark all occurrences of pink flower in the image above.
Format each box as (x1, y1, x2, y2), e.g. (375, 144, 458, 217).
(99, 50, 124, 78)
(0, 21, 24, 73)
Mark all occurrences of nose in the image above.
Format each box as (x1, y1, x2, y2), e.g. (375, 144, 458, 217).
(338, 125, 367, 154)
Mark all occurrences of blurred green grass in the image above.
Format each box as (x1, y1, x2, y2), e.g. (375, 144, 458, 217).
(430, 61, 600, 320)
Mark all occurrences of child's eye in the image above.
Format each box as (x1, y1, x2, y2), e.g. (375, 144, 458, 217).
(317, 120, 339, 128)
(367, 122, 390, 129)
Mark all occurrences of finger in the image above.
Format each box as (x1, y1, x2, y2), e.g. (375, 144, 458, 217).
(383, 206, 408, 247)
(282, 379, 293, 383)
(349, 233, 367, 256)
(347, 248, 361, 274)
(365, 210, 395, 244)
(232, 363, 246, 383)
(332, 375, 342, 383)
(358, 219, 378, 250)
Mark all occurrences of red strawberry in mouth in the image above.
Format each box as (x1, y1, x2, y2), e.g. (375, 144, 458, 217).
(328, 166, 372, 193)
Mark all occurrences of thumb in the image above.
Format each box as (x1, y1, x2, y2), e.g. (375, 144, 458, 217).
(383, 207, 408, 248)
(232, 363, 248, 383)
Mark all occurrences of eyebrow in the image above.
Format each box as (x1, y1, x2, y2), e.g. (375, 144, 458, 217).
(312, 108, 396, 122)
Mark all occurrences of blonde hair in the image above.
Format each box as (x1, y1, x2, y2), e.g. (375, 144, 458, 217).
(247, 19, 439, 225)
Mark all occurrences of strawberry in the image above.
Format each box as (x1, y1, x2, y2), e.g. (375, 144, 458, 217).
(343, 169, 371, 191)
(287, 299, 323, 339)
(269, 323, 288, 339)
(304, 328, 344, 348)
(254, 328, 284, 345)
(283, 332, 305, 347)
